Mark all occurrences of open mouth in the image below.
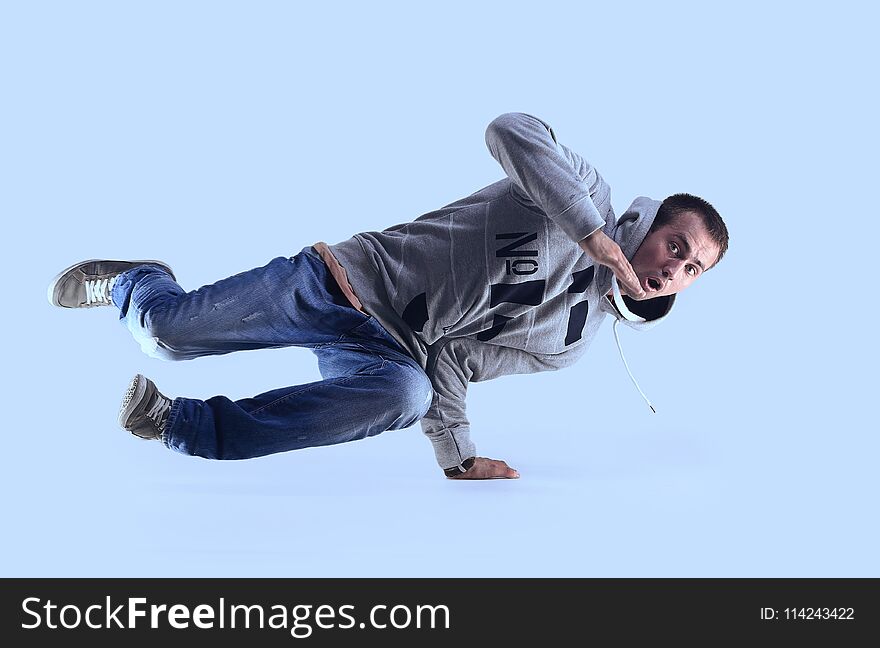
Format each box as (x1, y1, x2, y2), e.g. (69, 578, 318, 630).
(645, 276, 663, 292)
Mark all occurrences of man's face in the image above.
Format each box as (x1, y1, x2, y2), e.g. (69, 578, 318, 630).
(629, 211, 720, 298)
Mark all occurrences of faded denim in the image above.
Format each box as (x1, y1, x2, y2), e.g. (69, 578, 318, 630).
(111, 246, 433, 460)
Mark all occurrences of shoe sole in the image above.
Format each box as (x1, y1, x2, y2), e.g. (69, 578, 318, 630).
(118, 374, 148, 430)
(47, 259, 175, 307)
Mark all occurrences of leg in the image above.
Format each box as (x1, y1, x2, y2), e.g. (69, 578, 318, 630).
(162, 332, 434, 459)
(111, 247, 368, 360)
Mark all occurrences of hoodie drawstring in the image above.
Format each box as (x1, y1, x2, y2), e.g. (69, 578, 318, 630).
(612, 319, 656, 413)
(610, 276, 656, 414)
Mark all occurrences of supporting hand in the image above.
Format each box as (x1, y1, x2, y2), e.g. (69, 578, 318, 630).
(578, 230, 647, 300)
(447, 457, 520, 480)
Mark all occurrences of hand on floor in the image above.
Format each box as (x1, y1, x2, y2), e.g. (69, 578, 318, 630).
(448, 457, 520, 480)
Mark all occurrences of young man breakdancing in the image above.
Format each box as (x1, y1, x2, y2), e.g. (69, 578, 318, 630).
(48, 112, 729, 480)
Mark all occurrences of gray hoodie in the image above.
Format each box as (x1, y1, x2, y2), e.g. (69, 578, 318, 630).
(326, 112, 675, 471)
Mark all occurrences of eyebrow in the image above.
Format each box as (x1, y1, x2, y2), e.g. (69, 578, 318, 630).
(675, 233, 705, 271)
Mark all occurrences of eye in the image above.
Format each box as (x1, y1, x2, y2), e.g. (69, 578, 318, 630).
(669, 241, 680, 255)
(686, 265, 697, 277)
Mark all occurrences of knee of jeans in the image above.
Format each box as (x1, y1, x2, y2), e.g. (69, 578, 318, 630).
(389, 366, 434, 424)
(141, 309, 188, 361)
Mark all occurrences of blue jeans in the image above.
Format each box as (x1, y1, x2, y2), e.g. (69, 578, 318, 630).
(110, 246, 434, 460)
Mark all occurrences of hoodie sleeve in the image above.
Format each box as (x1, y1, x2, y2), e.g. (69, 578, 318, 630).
(420, 335, 564, 472)
(485, 112, 607, 244)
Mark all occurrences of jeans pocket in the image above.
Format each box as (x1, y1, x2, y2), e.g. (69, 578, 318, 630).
(343, 311, 376, 335)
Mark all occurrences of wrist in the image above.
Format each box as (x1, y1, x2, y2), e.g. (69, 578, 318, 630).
(443, 456, 476, 478)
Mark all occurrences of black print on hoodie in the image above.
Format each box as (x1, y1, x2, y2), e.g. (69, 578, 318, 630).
(326, 112, 675, 470)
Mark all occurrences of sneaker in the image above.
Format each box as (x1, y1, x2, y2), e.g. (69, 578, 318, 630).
(118, 374, 173, 440)
(47, 259, 175, 308)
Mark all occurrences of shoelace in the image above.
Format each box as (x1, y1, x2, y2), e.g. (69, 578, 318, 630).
(610, 276, 656, 414)
(84, 275, 118, 305)
(145, 396, 171, 431)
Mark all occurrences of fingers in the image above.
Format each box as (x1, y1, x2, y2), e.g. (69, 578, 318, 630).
(479, 457, 518, 479)
(612, 259, 647, 300)
(492, 460, 519, 479)
(579, 230, 646, 300)
(607, 245, 645, 300)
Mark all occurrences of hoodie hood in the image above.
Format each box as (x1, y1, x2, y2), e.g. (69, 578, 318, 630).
(596, 195, 676, 331)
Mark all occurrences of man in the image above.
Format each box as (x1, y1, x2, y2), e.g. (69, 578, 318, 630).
(48, 112, 729, 480)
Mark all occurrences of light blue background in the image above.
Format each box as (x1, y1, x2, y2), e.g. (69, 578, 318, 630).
(2, 1, 877, 577)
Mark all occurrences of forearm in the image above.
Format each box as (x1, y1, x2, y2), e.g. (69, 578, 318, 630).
(420, 337, 562, 474)
(421, 338, 477, 473)
(420, 402, 476, 472)
(485, 112, 606, 243)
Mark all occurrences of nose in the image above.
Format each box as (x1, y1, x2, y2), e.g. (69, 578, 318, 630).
(662, 258, 685, 281)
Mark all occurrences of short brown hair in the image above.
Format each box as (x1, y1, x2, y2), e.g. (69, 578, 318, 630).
(651, 193, 729, 267)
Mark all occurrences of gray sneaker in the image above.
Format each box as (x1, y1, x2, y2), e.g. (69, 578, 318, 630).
(47, 259, 175, 308)
(118, 374, 173, 441)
